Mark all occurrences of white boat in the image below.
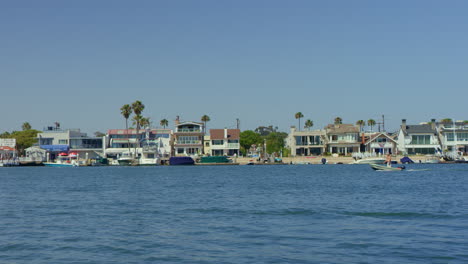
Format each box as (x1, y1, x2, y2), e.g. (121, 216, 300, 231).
(117, 152, 136, 166)
(138, 140, 161, 166)
(353, 157, 386, 164)
(370, 164, 405, 171)
(43, 156, 81, 167)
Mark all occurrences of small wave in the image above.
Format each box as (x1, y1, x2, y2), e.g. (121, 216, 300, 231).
(185, 207, 317, 216)
(344, 211, 460, 219)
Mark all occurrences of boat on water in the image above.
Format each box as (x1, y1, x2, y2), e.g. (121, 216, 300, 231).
(117, 151, 137, 166)
(353, 157, 386, 164)
(43, 152, 83, 167)
(169, 156, 195, 165)
(370, 164, 405, 171)
(196, 156, 239, 165)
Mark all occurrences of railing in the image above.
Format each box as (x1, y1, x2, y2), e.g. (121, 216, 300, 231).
(175, 140, 201, 145)
(176, 129, 201, 133)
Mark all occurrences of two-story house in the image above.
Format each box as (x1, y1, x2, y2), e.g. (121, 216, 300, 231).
(397, 119, 441, 155)
(436, 120, 468, 154)
(173, 120, 204, 156)
(206, 128, 240, 156)
(364, 132, 398, 155)
(105, 128, 172, 159)
(325, 124, 360, 155)
(38, 126, 103, 161)
(286, 126, 327, 156)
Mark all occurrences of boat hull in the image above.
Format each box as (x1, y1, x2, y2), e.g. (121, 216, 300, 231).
(370, 164, 405, 171)
(169, 157, 195, 165)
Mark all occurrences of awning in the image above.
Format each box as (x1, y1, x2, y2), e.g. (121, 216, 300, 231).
(40, 145, 69, 152)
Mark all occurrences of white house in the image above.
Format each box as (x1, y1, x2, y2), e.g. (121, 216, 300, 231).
(397, 119, 441, 155)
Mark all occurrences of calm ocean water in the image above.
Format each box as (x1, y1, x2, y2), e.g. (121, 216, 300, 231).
(1, 164, 468, 264)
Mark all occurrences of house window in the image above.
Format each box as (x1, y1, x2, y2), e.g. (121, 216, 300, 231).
(58, 139, 68, 144)
(212, 140, 224, 145)
(331, 135, 338, 141)
(411, 135, 430, 145)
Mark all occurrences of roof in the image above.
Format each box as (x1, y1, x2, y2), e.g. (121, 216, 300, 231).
(402, 124, 436, 135)
(325, 124, 359, 134)
(210, 129, 240, 140)
(365, 132, 397, 145)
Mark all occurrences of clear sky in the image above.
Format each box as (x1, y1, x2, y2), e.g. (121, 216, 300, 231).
(1, 0, 467, 135)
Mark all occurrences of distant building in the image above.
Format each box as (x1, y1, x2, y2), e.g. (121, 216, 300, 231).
(37, 126, 103, 161)
(173, 119, 204, 156)
(363, 132, 398, 154)
(208, 128, 240, 156)
(286, 126, 327, 156)
(104, 128, 172, 159)
(436, 120, 468, 154)
(396, 119, 441, 155)
(325, 124, 360, 155)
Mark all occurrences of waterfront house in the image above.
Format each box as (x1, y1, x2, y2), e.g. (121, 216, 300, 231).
(436, 120, 468, 154)
(286, 126, 327, 156)
(396, 119, 441, 155)
(207, 128, 240, 156)
(37, 126, 103, 161)
(173, 119, 204, 156)
(325, 124, 360, 155)
(364, 132, 398, 154)
(104, 128, 172, 159)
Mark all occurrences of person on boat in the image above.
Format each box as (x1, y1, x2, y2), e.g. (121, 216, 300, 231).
(385, 153, 392, 167)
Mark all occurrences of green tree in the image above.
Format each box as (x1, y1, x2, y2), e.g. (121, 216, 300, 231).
(356, 120, 365, 132)
(131, 100, 145, 152)
(441, 118, 453, 124)
(304, 119, 314, 131)
(120, 104, 132, 153)
(7, 129, 41, 155)
(295, 112, 304, 131)
(160, 119, 169, 128)
(201, 115, 210, 133)
(22, 122, 32, 131)
(140, 117, 150, 129)
(265, 132, 288, 154)
(367, 119, 376, 132)
(334, 117, 343, 125)
(94, 131, 105, 137)
(240, 130, 262, 155)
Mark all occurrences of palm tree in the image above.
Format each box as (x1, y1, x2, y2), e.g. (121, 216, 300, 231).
(201, 115, 210, 133)
(140, 117, 150, 129)
(295, 112, 304, 131)
(367, 119, 376, 132)
(120, 104, 132, 153)
(131, 100, 145, 154)
(22, 122, 32, 131)
(334, 117, 343, 125)
(160, 119, 169, 128)
(356, 120, 365, 132)
(304, 119, 314, 131)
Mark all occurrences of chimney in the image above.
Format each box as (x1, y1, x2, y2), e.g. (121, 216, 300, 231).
(402, 119, 407, 132)
(431, 118, 436, 130)
(175, 116, 180, 125)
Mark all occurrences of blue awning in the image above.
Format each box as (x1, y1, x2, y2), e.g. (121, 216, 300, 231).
(40, 145, 69, 152)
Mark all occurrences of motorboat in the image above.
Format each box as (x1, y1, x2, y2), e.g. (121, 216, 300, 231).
(370, 164, 405, 171)
(353, 157, 386, 164)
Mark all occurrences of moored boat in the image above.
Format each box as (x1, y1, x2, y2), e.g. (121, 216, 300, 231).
(169, 156, 195, 165)
(196, 156, 239, 165)
(353, 157, 386, 164)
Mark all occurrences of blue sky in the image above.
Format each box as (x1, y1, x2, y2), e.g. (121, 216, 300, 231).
(1, 1, 467, 135)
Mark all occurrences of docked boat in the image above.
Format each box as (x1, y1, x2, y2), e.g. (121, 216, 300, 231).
(138, 142, 160, 166)
(197, 156, 239, 165)
(43, 152, 82, 167)
(370, 164, 405, 171)
(353, 157, 386, 164)
(117, 152, 137, 166)
(169, 156, 195, 165)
